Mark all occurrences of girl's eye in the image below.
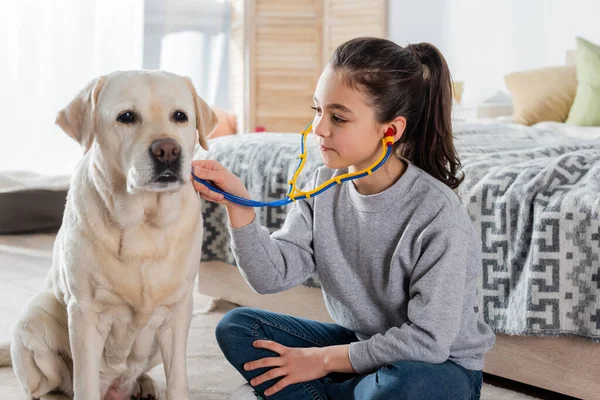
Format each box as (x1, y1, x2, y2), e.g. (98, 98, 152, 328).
(311, 106, 345, 123)
(332, 115, 346, 124)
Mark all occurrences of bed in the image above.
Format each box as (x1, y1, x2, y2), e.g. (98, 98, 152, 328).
(195, 120, 600, 399)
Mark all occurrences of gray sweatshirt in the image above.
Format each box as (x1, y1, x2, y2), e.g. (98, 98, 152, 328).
(229, 161, 495, 374)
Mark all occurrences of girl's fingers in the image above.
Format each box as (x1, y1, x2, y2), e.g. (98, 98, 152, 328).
(191, 179, 207, 194)
(205, 159, 225, 171)
(250, 367, 286, 387)
(244, 357, 283, 371)
(194, 182, 225, 201)
(252, 340, 287, 355)
(192, 179, 217, 197)
(199, 194, 215, 203)
(264, 376, 294, 396)
(203, 190, 225, 202)
(192, 166, 225, 183)
(200, 194, 228, 205)
(191, 159, 223, 171)
(191, 171, 227, 197)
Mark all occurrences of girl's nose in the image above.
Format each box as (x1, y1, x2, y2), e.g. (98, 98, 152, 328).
(312, 118, 330, 138)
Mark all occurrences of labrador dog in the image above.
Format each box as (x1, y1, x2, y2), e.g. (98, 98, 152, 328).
(0, 71, 217, 400)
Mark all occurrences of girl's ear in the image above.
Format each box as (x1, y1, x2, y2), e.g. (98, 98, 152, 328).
(387, 116, 407, 143)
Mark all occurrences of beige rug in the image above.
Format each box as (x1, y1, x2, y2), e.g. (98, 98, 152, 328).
(0, 233, 540, 399)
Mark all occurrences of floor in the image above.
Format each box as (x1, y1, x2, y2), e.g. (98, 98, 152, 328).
(0, 233, 575, 399)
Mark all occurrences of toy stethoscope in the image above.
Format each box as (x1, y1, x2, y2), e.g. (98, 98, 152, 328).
(191, 123, 395, 207)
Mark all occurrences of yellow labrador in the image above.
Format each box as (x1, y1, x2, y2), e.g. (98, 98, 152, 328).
(0, 71, 216, 400)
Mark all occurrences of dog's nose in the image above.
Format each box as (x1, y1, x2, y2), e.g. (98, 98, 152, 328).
(150, 139, 181, 164)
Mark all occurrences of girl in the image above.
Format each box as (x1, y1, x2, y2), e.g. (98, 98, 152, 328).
(192, 37, 495, 400)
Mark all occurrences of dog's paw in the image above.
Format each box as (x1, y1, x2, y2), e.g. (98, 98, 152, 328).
(130, 374, 159, 400)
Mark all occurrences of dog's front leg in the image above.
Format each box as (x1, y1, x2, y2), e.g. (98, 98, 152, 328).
(68, 301, 105, 400)
(157, 292, 193, 400)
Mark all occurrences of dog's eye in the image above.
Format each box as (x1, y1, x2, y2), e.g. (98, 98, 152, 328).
(173, 111, 188, 123)
(117, 111, 136, 124)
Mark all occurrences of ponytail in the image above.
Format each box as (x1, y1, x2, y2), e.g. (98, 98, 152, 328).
(331, 38, 464, 190)
(403, 43, 463, 189)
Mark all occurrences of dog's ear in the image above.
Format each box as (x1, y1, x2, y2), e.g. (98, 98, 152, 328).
(55, 77, 105, 154)
(184, 77, 218, 151)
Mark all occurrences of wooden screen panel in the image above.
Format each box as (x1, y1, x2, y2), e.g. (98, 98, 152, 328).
(230, 0, 387, 133)
(323, 0, 387, 65)
(251, 0, 323, 133)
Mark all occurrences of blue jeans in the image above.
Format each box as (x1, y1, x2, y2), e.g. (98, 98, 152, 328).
(216, 307, 482, 400)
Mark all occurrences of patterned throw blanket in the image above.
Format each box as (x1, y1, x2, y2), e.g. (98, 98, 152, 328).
(196, 121, 600, 340)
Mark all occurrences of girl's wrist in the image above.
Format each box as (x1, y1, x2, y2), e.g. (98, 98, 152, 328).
(321, 345, 355, 374)
(226, 205, 256, 229)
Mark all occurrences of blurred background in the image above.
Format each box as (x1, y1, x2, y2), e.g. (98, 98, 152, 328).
(1, 0, 599, 176)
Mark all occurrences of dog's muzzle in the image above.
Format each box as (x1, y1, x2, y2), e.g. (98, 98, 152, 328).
(150, 139, 182, 183)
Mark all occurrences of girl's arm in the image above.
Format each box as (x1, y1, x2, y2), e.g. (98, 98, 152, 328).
(192, 160, 317, 295)
(228, 197, 316, 294)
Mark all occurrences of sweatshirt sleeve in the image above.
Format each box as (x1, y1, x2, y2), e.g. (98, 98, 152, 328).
(348, 222, 474, 374)
(228, 193, 316, 295)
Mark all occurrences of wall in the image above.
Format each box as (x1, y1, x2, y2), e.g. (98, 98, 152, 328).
(388, 0, 600, 104)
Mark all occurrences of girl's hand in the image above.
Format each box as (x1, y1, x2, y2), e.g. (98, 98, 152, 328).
(244, 340, 328, 397)
(191, 159, 256, 228)
(191, 159, 249, 206)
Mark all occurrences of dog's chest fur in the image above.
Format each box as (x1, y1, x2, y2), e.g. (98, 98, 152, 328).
(52, 182, 203, 376)
(104, 195, 198, 311)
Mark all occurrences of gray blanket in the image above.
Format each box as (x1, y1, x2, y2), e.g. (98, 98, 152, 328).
(196, 121, 600, 340)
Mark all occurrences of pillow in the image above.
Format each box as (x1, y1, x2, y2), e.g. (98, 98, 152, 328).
(505, 65, 577, 125)
(566, 37, 600, 126)
(0, 171, 69, 234)
(208, 107, 237, 138)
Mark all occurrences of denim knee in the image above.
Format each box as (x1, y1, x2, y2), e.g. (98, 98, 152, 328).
(215, 308, 259, 350)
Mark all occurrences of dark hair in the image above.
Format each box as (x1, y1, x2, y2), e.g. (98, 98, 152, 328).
(330, 37, 463, 190)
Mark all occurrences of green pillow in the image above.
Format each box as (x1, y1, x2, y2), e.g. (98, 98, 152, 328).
(566, 37, 600, 126)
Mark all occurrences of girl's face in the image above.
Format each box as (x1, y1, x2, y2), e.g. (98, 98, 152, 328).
(312, 64, 384, 171)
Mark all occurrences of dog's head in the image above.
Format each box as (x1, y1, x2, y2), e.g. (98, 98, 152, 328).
(56, 71, 217, 193)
